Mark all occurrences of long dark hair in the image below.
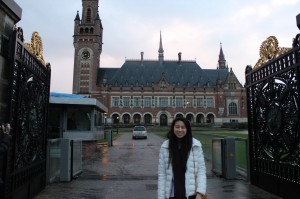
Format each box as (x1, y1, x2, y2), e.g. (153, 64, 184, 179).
(167, 117, 193, 169)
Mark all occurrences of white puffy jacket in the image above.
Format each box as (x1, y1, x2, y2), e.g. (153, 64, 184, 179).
(158, 138, 206, 199)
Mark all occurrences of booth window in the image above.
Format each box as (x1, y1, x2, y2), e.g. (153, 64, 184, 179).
(67, 107, 91, 131)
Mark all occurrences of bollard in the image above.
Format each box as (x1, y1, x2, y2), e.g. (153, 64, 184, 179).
(107, 130, 113, 147)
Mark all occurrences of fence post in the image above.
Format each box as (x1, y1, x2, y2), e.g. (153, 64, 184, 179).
(60, 139, 71, 182)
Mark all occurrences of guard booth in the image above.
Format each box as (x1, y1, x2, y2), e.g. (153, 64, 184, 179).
(2, 28, 51, 199)
(245, 14, 300, 199)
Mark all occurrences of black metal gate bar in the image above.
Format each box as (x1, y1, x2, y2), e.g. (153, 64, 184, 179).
(4, 28, 51, 199)
(246, 43, 300, 199)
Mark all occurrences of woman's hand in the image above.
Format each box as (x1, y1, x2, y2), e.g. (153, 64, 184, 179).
(196, 192, 203, 199)
(2, 123, 11, 134)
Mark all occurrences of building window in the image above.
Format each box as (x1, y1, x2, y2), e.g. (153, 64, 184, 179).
(229, 102, 238, 115)
(144, 97, 151, 108)
(159, 97, 168, 108)
(123, 97, 130, 107)
(206, 97, 214, 108)
(67, 107, 91, 131)
(154, 97, 158, 107)
(229, 83, 236, 89)
(186, 97, 193, 108)
(133, 97, 141, 107)
(119, 97, 123, 107)
(230, 119, 238, 123)
(86, 8, 91, 23)
(94, 110, 102, 130)
(175, 97, 183, 108)
(195, 97, 204, 108)
(112, 97, 119, 107)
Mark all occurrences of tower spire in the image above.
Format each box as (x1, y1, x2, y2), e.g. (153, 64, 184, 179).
(218, 42, 227, 69)
(158, 31, 164, 65)
(74, 10, 80, 21)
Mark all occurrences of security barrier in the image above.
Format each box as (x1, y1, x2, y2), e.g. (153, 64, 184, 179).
(47, 139, 82, 183)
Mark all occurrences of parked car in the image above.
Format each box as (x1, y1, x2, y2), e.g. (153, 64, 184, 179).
(132, 126, 147, 139)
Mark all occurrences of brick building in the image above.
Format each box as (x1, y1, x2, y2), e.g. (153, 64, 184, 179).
(72, 0, 247, 126)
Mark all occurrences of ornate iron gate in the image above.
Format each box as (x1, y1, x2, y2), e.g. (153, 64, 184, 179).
(4, 28, 51, 199)
(245, 35, 300, 198)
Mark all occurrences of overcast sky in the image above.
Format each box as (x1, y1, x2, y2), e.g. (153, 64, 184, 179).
(15, 0, 300, 93)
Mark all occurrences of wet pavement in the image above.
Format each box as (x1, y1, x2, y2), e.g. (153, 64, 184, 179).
(34, 133, 282, 199)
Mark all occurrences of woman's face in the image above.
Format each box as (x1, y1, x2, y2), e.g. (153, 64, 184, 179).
(173, 120, 187, 138)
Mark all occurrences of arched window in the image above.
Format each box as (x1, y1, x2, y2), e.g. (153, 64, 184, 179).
(123, 114, 130, 124)
(175, 114, 183, 118)
(186, 114, 194, 123)
(133, 114, 141, 124)
(112, 114, 120, 124)
(206, 114, 214, 124)
(90, 28, 94, 34)
(196, 114, 204, 123)
(229, 102, 237, 115)
(86, 8, 91, 23)
(144, 114, 152, 124)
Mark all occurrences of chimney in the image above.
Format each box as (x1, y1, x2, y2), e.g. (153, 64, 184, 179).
(178, 52, 182, 65)
(141, 52, 144, 65)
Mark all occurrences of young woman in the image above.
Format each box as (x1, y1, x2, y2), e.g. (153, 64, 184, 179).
(158, 117, 206, 199)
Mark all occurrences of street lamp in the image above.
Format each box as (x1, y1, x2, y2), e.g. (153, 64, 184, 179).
(116, 116, 119, 134)
(104, 112, 107, 129)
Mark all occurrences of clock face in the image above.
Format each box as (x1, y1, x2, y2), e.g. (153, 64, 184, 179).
(82, 50, 90, 59)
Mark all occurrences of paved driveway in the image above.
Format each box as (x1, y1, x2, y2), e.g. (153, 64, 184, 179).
(35, 133, 165, 199)
(35, 132, 282, 199)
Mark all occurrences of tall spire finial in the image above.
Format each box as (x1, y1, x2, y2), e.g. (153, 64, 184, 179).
(218, 42, 227, 70)
(75, 10, 80, 21)
(158, 31, 164, 65)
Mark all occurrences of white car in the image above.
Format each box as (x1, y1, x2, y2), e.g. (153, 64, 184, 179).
(132, 126, 147, 139)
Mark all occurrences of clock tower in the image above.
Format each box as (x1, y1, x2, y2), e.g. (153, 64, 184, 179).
(73, 0, 103, 94)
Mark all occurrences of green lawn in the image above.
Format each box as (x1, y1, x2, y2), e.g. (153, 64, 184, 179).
(153, 129, 249, 172)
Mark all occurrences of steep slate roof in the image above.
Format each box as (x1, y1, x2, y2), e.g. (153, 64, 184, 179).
(97, 60, 230, 87)
(97, 68, 119, 85)
(202, 69, 228, 86)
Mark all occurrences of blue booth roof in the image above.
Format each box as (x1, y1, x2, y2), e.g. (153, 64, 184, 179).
(50, 92, 87, 98)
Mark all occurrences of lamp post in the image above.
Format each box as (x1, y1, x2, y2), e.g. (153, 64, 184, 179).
(116, 116, 119, 134)
(104, 112, 107, 129)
